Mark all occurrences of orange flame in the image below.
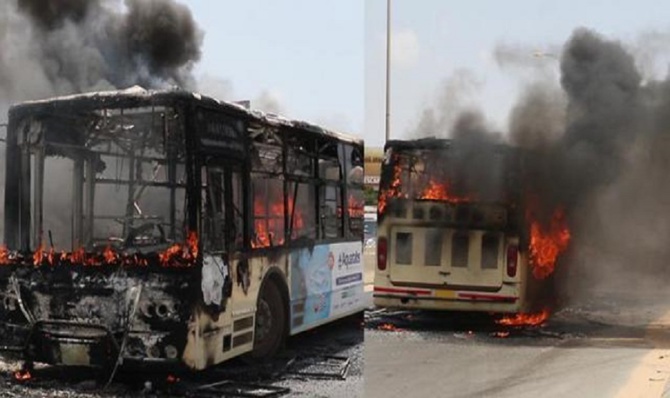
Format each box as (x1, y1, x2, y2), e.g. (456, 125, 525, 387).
(20, 233, 198, 268)
(378, 158, 471, 214)
(32, 244, 44, 266)
(252, 197, 306, 248)
(378, 323, 403, 332)
(349, 194, 365, 218)
(493, 331, 510, 338)
(252, 199, 284, 248)
(103, 246, 118, 264)
(47, 247, 55, 266)
(378, 161, 406, 214)
(68, 247, 88, 265)
(13, 369, 32, 381)
(337, 195, 366, 219)
(186, 231, 199, 260)
(158, 231, 198, 267)
(287, 199, 304, 239)
(528, 207, 571, 279)
(0, 246, 10, 265)
(159, 244, 182, 265)
(419, 179, 471, 203)
(497, 308, 551, 327)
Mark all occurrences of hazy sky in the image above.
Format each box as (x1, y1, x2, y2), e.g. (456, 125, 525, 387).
(186, 0, 364, 135)
(366, 0, 670, 147)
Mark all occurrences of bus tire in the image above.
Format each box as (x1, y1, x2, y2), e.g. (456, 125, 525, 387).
(250, 280, 286, 360)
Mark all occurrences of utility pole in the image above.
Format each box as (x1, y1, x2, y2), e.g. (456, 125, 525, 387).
(385, 0, 391, 142)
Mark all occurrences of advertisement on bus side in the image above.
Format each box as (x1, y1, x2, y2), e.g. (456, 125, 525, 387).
(289, 241, 364, 334)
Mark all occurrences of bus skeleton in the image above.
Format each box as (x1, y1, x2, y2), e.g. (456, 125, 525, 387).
(0, 87, 366, 373)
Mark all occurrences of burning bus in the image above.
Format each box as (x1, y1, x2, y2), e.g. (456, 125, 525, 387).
(373, 138, 570, 314)
(0, 87, 366, 371)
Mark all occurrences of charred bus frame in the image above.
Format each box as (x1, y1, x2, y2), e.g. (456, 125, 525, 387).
(0, 88, 366, 371)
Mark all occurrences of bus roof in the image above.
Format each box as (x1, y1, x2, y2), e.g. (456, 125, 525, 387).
(8, 86, 363, 146)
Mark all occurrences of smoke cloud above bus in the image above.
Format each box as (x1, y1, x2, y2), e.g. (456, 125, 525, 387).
(414, 27, 670, 299)
(0, 0, 202, 103)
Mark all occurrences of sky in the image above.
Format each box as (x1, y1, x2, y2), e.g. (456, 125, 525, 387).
(366, 0, 670, 147)
(185, 0, 363, 136)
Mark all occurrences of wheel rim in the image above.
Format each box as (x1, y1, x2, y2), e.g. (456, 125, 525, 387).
(256, 297, 273, 343)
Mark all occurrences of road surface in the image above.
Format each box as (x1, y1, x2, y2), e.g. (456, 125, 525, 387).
(365, 292, 670, 398)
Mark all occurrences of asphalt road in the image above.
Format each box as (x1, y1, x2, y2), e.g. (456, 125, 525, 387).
(0, 313, 364, 398)
(364, 292, 670, 398)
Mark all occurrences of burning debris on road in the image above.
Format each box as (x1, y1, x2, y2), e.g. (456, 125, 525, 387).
(377, 323, 404, 332)
(497, 309, 552, 328)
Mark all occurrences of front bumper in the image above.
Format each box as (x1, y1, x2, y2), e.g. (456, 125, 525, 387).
(0, 320, 182, 369)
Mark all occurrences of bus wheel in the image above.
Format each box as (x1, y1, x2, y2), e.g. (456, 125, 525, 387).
(251, 280, 286, 359)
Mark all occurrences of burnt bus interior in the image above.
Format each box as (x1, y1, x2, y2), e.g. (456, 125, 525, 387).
(379, 138, 524, 235)
(248, 122, 365, 250)
(4, 93, 195, 254)
(0, 89, 363, 370)
(376, 138, 529, 292)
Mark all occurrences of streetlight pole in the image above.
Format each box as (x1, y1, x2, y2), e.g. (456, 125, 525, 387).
(384, 0, 391, 142)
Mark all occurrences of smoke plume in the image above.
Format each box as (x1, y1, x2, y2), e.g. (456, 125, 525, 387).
(508, 82, 566, 149)
(254, 90, 286, 115)
(0, 0, 202, 109)
(493, 42, 562, 78)
(413, 69, 483, 138)
(415, 27, 670, 299)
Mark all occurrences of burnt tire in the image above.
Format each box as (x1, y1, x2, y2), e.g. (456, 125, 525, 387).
(250, 280, 286, 360)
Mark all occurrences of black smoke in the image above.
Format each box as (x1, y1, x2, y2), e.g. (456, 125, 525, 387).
(418, 27, 670, 296)
(17, 0, 94, 29)
(124, 0, 202, 81)
(0, 0, 203, 104)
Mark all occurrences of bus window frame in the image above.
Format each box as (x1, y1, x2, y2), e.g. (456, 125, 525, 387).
(200, 159, 246, 254)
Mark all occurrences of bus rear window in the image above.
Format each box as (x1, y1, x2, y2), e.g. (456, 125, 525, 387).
(380, 146, 513, 207)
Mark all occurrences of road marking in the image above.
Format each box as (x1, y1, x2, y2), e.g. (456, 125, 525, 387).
(615, 311, 670, 398)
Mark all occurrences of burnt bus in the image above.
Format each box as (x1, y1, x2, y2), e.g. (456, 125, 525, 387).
(0, 87, 366, 371)
(373, 138, 560, 314)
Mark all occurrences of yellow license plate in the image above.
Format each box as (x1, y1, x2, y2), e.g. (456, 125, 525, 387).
(433, 290, 456, 299)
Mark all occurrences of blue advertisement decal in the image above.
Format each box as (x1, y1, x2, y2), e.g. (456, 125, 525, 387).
(290, 245, 332, 326)
(290, 241, 364, 333)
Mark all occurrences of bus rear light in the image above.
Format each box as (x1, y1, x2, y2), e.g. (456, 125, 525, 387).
(506, 245, 518, 277)
(377, 237, 388, 271)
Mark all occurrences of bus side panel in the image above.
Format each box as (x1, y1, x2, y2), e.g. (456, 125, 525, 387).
(183, 254, 277, 370)
(289, 241, 365, 335)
